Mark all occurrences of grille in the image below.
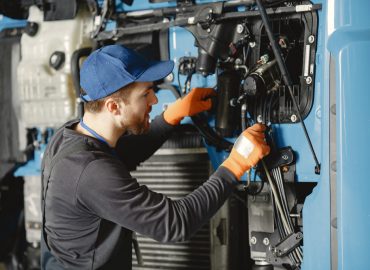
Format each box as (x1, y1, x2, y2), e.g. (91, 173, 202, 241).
(131, 148, 211, 270)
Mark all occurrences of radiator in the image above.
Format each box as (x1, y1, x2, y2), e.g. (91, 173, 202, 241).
(131, 147, 211, 270)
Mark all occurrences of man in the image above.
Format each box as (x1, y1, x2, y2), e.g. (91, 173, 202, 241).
(41, 45, 270, 269)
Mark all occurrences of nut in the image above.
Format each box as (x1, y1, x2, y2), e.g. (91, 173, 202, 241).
(237, 24, 244, 34)
(250, 236, 257, 245)
(305, 76, 313, 85)
(290, 114, 297, 122)
(308, 35, 315, 44)
(263, 238, 270, 246)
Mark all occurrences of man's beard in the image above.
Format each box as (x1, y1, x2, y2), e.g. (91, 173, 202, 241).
(126, 116, 150, 135)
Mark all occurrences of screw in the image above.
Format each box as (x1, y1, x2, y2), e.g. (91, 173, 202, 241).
(263, 238, 270, 246)
(250, 236, 257, 245)
(237, 24, 244, 34)
(207, 28, 211, 33)
(257, 115, 263, 123)
(282, 166, 289, 173)
(249, 41, 256, 48)
(235, 58, 242, 65)
(290, 114, 297, 122)
(306, 76, 313, 84)
(308, 35, 315, 44)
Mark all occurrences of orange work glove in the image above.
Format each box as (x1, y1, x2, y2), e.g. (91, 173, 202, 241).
(221, 124, 270, 180)
(163, 88, 216, 125)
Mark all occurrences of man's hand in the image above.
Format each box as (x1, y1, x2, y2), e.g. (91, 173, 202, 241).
(164, 88, 216, 125)
(221, 124, 270, 180)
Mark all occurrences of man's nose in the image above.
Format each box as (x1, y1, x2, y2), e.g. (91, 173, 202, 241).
(150, 91, 158, 105)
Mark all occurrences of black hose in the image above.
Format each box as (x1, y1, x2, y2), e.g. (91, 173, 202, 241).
(71, 47, 92, 118)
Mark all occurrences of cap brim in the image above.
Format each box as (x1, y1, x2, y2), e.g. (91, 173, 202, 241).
(136, 60, 174, 82)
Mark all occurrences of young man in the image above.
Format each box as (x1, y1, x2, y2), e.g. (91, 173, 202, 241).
(41, 45, 270, 269)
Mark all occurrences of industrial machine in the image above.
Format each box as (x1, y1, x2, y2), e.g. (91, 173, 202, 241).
(0, 0, 369, 269)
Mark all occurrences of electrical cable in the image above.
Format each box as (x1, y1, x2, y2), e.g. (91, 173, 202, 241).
(262, 160, 291, 233)
(273, 167, 303, 264)
(274, 197, 299, 266)
(276, 168, 303, 262)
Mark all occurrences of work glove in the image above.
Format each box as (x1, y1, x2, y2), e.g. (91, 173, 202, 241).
(221, 124, 270, 180)
(163, 88, 216, 125)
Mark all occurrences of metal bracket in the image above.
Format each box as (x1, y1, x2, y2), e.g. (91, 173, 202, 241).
(271, 232, 303, 257)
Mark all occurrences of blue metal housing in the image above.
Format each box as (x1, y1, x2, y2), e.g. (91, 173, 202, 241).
(327, 1, 370, 269)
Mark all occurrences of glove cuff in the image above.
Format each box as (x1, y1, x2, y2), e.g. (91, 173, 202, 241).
(221, 157, 251, 180)
(163, 109, 184, 125)
(163, 99, 185, 125)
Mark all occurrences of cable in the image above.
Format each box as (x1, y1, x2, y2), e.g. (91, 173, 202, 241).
(262, 160, 291, 233)
(177, 65, 183, 95)
(272, 167, 303, 264)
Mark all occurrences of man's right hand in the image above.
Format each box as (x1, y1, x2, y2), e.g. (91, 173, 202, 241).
(221, 124, 270, 179)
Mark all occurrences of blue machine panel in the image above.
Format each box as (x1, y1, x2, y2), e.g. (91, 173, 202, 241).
(328, 1, 370, 269)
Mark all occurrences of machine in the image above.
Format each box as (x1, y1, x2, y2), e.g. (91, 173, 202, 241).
(0, 0, 369, 269)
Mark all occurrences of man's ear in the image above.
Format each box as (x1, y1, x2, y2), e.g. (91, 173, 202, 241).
(105, 98, 121, 115)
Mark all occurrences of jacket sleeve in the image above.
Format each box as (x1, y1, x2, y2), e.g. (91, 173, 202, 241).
(115, 114, 175, 171)
(76, 158, 237, 243)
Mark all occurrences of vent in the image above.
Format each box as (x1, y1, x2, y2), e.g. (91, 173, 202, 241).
(131, 147, 211, 270)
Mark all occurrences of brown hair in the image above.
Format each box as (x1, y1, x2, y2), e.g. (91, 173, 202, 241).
(82, 84, 133, 113)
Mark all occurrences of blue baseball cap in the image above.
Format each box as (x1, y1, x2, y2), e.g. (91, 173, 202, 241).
(80, 45, 174, 101)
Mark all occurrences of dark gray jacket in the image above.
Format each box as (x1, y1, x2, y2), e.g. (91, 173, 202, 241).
(41, 115, 237, 269)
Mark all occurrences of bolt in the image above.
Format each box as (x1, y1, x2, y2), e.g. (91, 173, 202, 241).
(230, 98, 237, 107)
(237, 24, 244, 34)
(308, 35, 315, 44)
(207, 28, 211, 33)
(263, 238, 270, 246)
(306, 76, 313, 85)
(257, 115, 263, 123)
(235, 58, 242, 65)
(250, 236, 257, 245)
(282, 154, 289, 160)
(282, 166, 289, 173)
(290, 114, 297, 122)
(249, 41, 256, 48)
